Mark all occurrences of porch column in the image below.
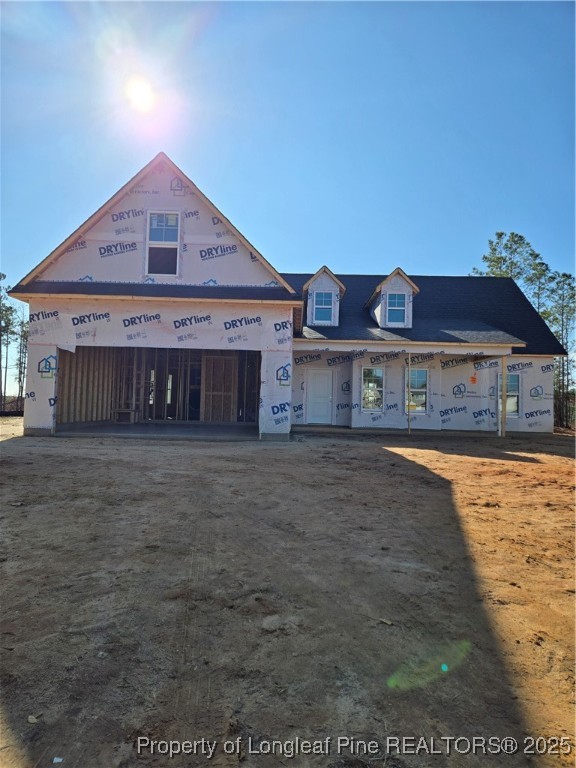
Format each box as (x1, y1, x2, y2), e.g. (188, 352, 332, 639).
(498, 357, 507, 437)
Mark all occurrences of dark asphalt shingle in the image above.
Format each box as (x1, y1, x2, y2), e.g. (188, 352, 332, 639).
(281, 273, 566, 356)
(11, 273, 565, 357)
(11, 281, 297, 303)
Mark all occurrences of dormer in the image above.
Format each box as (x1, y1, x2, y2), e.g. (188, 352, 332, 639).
(365, 268, 419, 329)
(303, 266, 346, 327)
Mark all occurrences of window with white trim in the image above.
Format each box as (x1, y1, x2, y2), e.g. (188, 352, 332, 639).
(387, 293, 406, 324)
(147, 212, 180, 275)
(313, 291, 333, 323)
(498, 373, 520, 417)
(406, 368, 428, 413)
(362, 367, 384, 411)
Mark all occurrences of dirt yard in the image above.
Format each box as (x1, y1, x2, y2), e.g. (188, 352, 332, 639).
(0, 417, 574, 768)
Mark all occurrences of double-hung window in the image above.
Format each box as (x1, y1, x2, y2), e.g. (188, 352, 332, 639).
(362, 367, 384, 411)
(147, 212, 180, 275)
(387, 293, 406, 324)
(498, 373, 520, 417)
(313, 291, 333, 323)
(406, 368, 428, 413)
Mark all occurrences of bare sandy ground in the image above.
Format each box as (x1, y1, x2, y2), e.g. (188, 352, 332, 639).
(0, 417, 574, 768)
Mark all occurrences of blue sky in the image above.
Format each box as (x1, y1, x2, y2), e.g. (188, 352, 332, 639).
(1, 0, 574, 295)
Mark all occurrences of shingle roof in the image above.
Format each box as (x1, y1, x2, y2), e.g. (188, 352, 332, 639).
(10, 281, 298, 303)
(11, 273, 565, 356)
(281, 273, 566, 356)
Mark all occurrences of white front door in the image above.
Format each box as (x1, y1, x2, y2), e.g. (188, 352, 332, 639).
(306, 369, 333, 424)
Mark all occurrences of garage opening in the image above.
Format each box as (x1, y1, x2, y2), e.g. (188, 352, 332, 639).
(56, 347, 261, 426)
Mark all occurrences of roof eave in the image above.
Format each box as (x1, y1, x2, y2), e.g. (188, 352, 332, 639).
(9, 289, 302, 307)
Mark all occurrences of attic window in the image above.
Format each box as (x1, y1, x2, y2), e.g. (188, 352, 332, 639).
(313, 291, 333, 323)
(147, 212, 179, 275)
(387, 293, 406, 324)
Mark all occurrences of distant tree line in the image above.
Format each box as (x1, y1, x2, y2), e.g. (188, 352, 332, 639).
(0, 273, 28, 412)
(473, 232, 575, 428)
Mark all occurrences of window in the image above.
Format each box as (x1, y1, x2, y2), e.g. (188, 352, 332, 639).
(387, 293, 406, 324)
(406, 368, 428, 413)
(313, 291, 333, 323)
(147, 212, 180, 275)
(362, 367, 384, 411)
(498, 373, 520, 417)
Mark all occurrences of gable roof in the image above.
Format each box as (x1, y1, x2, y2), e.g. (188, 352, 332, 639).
(282, 273, 566, 356)
(13, 152, 296, 295)
(302, 266, 347, 296)
(364, 267, 420, 307)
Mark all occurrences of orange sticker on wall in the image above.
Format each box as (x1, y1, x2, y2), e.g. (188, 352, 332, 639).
(469, 375, 477, 385)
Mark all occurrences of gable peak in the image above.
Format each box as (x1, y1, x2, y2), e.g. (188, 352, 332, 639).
(303, 266, 346, 296)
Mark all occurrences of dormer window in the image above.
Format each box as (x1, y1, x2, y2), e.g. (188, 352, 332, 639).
(304, 266, 345, 327)
(387, 293, 406, 324)
(147, 212, 180, 275)
(365, 268, 418, 330)
(313, 291, 333, 323)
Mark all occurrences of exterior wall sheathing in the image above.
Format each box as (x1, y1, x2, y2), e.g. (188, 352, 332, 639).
(24, 299, 294, 438)
(290, 349, 555, 433)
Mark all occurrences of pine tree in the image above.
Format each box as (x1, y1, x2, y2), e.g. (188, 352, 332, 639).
(0, 274, 17, 411)
(16, 309, 29, 409)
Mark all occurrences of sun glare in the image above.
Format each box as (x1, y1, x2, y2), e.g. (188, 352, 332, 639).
(125, 76, 156, 113)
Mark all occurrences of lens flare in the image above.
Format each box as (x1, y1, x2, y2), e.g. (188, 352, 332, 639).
(125, 76, 156, 113)
(387, 640, 471, 690)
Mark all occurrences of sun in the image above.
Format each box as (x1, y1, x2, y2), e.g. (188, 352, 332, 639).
(125, 76, 156, 113)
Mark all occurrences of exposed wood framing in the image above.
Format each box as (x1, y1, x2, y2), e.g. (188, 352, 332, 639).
(56, 347, 115, 425)
(56, 346, 260, 426)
